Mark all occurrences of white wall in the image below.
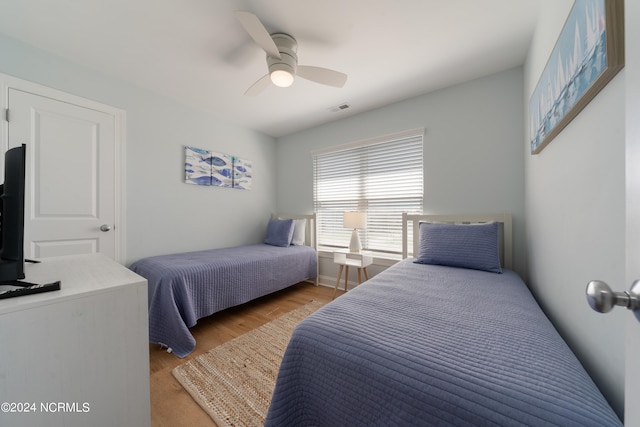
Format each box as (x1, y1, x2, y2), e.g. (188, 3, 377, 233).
(524, 0, 625, 417)
(277, 67, 526, 278)
(0, 34, 278, 265)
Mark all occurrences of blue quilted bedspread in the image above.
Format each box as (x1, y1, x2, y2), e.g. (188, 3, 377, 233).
(130, 243, 317, 357)
(266, 259, 621, 426)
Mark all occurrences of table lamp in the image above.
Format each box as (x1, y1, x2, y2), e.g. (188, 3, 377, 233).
(343, 212, 366, 252)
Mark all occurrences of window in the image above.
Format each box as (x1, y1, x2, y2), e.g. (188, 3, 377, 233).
(312, 128, 424, 255)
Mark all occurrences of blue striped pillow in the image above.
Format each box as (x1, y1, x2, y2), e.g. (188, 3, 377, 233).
(415, 222, 502, 273)
(264, 218, 295, 247)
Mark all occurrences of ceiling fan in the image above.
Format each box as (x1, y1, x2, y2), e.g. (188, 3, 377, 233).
(235, 11, 348, 96)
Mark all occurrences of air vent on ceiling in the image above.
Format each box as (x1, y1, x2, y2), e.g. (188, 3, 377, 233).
(331, 103, 351, 113)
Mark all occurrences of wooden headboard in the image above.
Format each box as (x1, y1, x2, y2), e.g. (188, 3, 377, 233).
(401, 213, 513, 270)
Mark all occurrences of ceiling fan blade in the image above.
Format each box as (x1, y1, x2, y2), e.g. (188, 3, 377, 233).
(235, 11, 281, 59)
(244, 74, 271, 96)
(297, 65, 347, 88)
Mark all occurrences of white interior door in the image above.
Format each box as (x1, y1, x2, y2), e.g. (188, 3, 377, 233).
(7, 87, 121, 261)
(626, 106, 640, 424)
(626, 1, 640, 425)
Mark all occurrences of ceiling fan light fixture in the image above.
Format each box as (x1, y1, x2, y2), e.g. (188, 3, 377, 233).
(270, 69, 294, 87)
(267, 37, 297, 88)
(236, 15, 348, 95)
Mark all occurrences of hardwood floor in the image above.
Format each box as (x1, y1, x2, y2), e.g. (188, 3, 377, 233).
(150, 281, 338, 427)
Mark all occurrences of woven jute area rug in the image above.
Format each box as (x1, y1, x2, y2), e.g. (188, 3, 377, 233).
(172, 300, 324, 427)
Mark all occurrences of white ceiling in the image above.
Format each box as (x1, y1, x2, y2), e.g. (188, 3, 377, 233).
(0, 0, 541, 138)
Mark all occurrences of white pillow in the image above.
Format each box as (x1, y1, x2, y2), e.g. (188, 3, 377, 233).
(291, 218, 307, 245)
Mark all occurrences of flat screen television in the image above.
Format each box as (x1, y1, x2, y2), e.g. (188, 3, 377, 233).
(0, 144, 26, 284)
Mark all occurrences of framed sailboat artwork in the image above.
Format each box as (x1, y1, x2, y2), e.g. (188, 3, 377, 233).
(529, 0, 624, 154)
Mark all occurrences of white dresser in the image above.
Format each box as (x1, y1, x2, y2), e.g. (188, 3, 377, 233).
(0, 254, 150, 427)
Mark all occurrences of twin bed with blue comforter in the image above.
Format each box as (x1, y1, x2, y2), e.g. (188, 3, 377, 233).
(265, 214, 622, 426)
(130, 214, 317, 358)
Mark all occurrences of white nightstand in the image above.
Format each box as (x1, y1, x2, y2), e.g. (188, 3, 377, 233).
(333, 250, 373, 299)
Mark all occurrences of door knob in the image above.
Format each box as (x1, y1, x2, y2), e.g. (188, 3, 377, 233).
(586, 280, 640, 313)
(100, 224, 112, 232)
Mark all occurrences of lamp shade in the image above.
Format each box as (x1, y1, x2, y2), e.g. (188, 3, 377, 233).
(343, 212, 366, 229)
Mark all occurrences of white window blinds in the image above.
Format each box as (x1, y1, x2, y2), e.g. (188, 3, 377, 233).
(313, 129, 424, 254)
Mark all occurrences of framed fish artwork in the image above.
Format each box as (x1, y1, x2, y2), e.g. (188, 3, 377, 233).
(184, 146, 252, 190)
(232, 156, 252, 190)
(184, 146, 213, 186)
(210, 151, 234, 188)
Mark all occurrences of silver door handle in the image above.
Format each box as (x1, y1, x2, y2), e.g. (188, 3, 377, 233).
(586, 280, 640, 313)
(100, 224, 112, 232)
